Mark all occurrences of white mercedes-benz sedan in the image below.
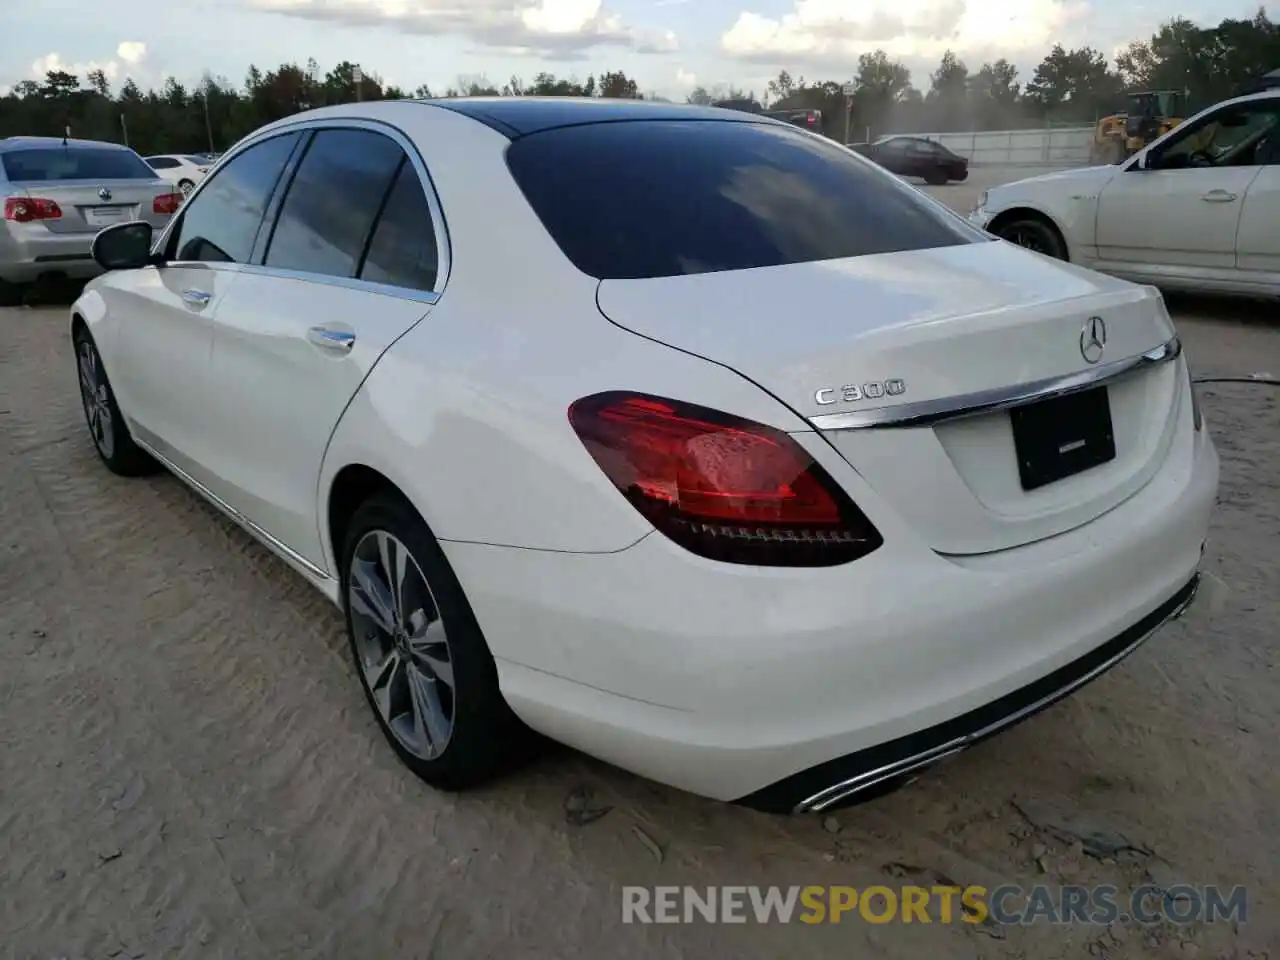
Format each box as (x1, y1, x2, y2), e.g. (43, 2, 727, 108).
(72, 98, 1217, 813)
(971, 89, 1280, 298)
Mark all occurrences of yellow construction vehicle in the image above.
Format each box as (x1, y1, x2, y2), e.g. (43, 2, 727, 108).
(1090, 90, 1187, 164)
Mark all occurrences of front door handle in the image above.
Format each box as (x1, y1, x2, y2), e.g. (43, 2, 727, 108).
(1200, 190, 1238, 202)
(181, 288, 213, 307)
(307, 326, 356, 353)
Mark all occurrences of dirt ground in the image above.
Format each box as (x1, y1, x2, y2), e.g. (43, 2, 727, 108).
(1, 172, 1277, 959)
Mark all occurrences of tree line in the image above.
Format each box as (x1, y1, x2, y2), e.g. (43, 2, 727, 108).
(1, 9, 1276, 156)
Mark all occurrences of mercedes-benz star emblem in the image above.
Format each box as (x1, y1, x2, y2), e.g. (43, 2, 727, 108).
(1080, 315, 1107, 365)
(97, 186, 112, 201)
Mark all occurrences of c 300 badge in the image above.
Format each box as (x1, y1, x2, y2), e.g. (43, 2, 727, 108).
(814, 379, 907, 405)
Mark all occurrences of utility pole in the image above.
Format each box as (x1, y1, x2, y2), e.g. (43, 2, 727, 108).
(353, 65, 363, 102)
(842, 81, 856, 144)
(201, 90, 215, 153)
(120, 113, 129, 147)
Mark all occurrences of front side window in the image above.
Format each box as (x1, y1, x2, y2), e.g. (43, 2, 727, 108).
(1154, 102, 1280, 169)
(170, 132, 300, 264)
(264, 128, 405, 279)
(506, 119, 985, 280)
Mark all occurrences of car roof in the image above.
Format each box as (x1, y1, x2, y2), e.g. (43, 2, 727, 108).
(0, 136, 134, 154)
(421, 96, 782, 137)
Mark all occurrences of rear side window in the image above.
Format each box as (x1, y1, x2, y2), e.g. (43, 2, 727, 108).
(171, 132, 300, 264)
(147, 157, 180, 169)
(264, 128, 405, 278)
(360, 160, 439, 291)
(505, 120, 984, 280)
(1, 147, 158, 182)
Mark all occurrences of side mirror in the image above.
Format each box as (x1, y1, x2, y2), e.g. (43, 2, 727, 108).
(91, 220, 156, 271)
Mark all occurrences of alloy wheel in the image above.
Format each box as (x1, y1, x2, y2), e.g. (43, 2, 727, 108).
(77, 340, 115, 459)
(349, 529, 456, 761)
(1006, 226, 1049, 255)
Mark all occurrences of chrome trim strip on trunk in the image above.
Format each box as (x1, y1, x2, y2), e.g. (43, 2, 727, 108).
(810, 336, 1182, 432)
(793, 572, 1201, 813)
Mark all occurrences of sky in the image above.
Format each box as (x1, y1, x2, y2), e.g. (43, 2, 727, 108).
(0, 0, 1257, 102)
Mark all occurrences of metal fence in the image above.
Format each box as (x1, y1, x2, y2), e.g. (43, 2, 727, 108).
(899, 126, 1096, 167)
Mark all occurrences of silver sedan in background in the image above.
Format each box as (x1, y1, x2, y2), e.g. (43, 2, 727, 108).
(0, 136, 181, 305)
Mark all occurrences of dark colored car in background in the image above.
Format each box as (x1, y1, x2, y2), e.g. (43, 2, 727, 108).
(850, 136, 969, 185)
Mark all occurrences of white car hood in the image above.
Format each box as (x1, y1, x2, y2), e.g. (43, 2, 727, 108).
(991, 164, 1120, 196)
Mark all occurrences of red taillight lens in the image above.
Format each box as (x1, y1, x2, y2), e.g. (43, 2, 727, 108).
(3, 197, 62, 222)
(153, 192, 183, 214)
(568, 392, 883, 566)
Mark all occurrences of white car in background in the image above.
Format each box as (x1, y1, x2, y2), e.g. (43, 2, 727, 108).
(144, 154, 211, 196)
(72, 99, 1215, 813)
(972, 89, 1280, 298)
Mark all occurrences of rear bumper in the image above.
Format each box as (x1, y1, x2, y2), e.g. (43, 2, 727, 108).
(0, 228, 101, 283)
(744, 572, 1200, 813)
(444, 422, 1218, 806)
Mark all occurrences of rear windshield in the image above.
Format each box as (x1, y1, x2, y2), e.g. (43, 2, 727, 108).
(505, 119, 985, 280)
(1, 147, 158, 183)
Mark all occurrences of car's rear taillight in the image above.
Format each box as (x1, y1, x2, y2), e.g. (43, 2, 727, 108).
(153, 192, 183, 214)
(568, 392, 883, 566)
(4, 197, 62, 222)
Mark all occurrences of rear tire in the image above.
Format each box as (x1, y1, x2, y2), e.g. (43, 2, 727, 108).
(72, 328, 160, 476)
(994, 217, 1068, 261)
(0, 279, 26, 307)
(342, 492, 532, 792)
(178, 179, 195, 197)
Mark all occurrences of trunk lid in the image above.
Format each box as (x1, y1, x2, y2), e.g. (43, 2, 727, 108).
(595, 240, 1182, 555)
(15, 178, 173, 234)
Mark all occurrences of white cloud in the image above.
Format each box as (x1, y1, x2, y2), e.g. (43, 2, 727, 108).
(675, 67, 697, 88)
(244, 0, 678, 59)
(117, 41, 148, 65)
(25, 42, 149, 89)
(721, 0, 1089, 67)
(31, 52, 120, 82)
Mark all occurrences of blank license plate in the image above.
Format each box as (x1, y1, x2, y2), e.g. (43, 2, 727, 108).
(86, 207, 129, 226)
(1009, 387, 1116, 491)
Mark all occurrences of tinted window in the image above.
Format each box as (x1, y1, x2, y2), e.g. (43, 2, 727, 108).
(147, 157, 180, 169)
(506, 120, 984, 280)
(264, 129, 405, 278)
(360, 161, 439, 291)
(172, 132, 299, 263)
(1, 147, 158, 182)
(1157, 101, 1280, 169)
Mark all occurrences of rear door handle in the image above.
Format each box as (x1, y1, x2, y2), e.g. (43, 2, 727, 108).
(307, 326, 356, 353)
(1200, 190, 1237, 202)
(181, 288, 213, 307)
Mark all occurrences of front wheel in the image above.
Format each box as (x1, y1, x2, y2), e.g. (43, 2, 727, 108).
(994, 217, 1067, 260)
(343, 493, 531, 791)
(73, 330, 159, 476)
(924, 169, 948, 185)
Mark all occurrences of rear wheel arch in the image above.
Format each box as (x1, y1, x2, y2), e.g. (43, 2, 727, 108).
(328, 463, 406, 578)
(986, 207, 1071, 261)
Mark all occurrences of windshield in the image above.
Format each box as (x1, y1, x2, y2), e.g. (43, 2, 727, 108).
(506, 120, 985, 280)
(1, 147, 158, 182)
